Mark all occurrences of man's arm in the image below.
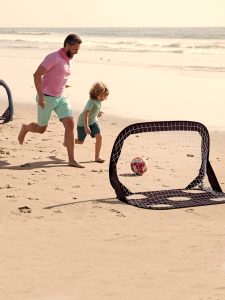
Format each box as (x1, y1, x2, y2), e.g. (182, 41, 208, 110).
(33, 65, 47, 109)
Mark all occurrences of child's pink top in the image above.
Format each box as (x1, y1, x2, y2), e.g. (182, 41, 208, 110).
(41, 48, 71, 97)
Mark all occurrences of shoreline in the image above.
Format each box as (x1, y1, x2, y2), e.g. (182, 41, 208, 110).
(13, 100, 225, 132)
(1, 46, 225, 129)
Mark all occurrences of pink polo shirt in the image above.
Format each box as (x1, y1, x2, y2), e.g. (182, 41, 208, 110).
(41, 48, 71, 97)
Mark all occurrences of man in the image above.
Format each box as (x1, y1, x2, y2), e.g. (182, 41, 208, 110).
(18, 34, 84, 168)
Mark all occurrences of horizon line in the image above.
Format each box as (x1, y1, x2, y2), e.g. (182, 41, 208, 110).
(0, 25, 225, 28)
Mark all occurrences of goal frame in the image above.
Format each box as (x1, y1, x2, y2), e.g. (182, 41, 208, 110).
(109, 121, 224, 209)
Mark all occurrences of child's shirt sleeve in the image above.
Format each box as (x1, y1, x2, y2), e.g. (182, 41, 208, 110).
(84, 99, 94, 111)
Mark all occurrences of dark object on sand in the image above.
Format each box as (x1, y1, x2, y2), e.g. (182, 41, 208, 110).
(0, 79, 14, 124)
(18, 206, 32, 213)
(109, 121, 225, 210)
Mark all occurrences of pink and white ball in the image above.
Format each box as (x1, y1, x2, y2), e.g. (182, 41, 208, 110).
(130, 157, 148, 175)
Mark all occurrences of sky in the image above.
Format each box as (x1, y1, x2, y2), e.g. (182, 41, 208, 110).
(1, 0, 225, 27)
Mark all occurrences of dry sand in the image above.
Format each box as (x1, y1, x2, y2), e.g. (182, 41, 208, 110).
(1, 102, 225, 300)
(1, 45, 225, 299)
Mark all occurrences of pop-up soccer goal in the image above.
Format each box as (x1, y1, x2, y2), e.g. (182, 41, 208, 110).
(0, 80, 14, 124)
(109, 121, 225, 210)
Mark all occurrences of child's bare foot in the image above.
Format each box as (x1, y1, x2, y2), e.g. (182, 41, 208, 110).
(68, 161, 85, 168)
(95, 158, 105, 163)
(18, 124, 27, 145)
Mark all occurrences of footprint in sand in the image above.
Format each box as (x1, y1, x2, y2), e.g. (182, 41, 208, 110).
(20, 163, 30, 167)
(5, 184, 14, 189)
(28, 197, 39, 201)
(72, 185, 80, 189)
(93, 205, 102, 209)
(55, 187, 63, 191)
(91, 169, 103, 173)
(18, 206, 32, 213)
(110, 208, 125, 217)
(53, 210, 62, 214)
(185, 208, 194, 213)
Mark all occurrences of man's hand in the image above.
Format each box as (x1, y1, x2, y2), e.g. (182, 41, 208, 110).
(33, 65, 47, 109)
(85, 126, 91, 135)
(98, 111, 104, 117)
(38, 97, 46, 109)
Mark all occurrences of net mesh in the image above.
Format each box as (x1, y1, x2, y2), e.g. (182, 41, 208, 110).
(109, 121, 225, 210)
(0, 80, 13, 124)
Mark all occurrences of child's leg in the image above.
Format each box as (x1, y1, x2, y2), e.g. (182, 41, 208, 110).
(64, 126, 86, 146)
(75, 126, 86, 145)
(65, 138, 84, 146)
(95, 133, 105, 163)
(75, 139, 84, 144)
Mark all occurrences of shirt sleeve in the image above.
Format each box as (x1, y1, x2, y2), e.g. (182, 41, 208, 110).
(41, 53, 57, 71)
(84, 99, 95, 111)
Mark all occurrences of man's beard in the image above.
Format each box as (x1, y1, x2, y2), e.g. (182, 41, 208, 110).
(66, 49, 73, 58)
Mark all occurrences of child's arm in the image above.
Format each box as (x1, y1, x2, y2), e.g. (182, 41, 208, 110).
(97, 111, 104, 117)
(84, 111, 91, 134)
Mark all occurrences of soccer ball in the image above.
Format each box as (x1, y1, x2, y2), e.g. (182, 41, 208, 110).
(130, 157, 148, 175)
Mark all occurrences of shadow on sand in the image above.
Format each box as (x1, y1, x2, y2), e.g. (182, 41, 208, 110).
(43, 197, 125, 210)
(0, 156, 68, 170)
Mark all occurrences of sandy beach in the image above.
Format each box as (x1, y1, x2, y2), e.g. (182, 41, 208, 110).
(1, 44, 225, 299)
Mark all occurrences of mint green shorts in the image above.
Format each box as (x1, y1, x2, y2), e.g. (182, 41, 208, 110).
(36, 94, 73, 126)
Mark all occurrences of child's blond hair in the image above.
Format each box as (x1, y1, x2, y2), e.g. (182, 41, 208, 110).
(89, 82, 109, 100)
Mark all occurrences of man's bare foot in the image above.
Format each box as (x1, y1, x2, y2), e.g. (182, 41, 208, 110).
(18, 124, 27, 145)
(68, 161, 85, 168)
(95, 158, 105, 163)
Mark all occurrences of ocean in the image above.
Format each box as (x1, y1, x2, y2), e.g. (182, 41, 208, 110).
(0, 27, 225, 56)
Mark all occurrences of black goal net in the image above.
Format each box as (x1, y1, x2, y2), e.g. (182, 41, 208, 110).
(0, 80, 13, 124)
(109, 121, 225, 210)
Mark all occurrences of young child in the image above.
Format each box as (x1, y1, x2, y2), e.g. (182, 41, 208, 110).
(75, 82, 109, 163)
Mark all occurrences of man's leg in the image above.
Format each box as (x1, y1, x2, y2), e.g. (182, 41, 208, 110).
(61, 117, 84, 168)
(18, 123, 47, 145)
(18, 96, 53, 145)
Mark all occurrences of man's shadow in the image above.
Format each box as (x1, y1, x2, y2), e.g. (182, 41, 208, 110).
(0, 160, 11, 168)
(0, 156, 67, 170)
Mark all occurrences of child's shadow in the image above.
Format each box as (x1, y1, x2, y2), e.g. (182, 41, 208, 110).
(0, 156, 67, 170)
